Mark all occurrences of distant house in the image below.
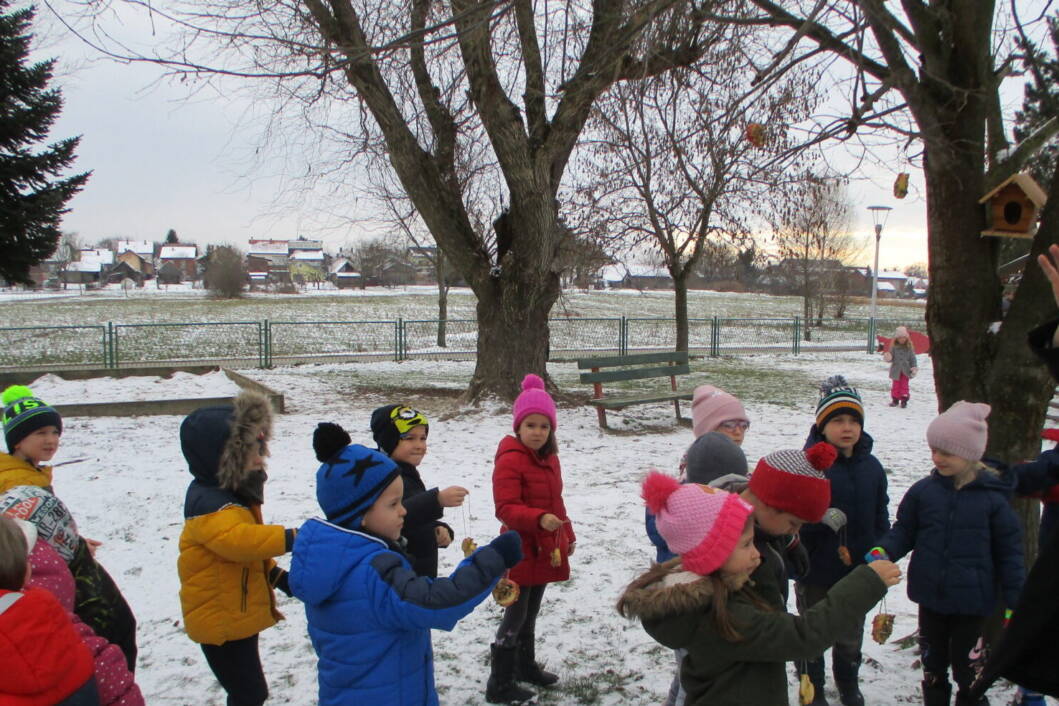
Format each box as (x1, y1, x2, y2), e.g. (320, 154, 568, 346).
(106, 260, 145, 286)
(601, 264, 673, 290)
(290, 249, 326, 277)
(329, 257, 363, 289)
(159, 245, 198, 281)
(377, 258, 417, 286)
(248, 239, 289, 267)
(115, 239, 155, 267)
(288, 237, 324, 260)
(115, 250, 154, 277)
(157, 261, 185, 285)
(876, 271, 909, 299)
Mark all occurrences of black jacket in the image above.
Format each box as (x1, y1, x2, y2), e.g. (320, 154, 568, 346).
(397, 461, 452, 578)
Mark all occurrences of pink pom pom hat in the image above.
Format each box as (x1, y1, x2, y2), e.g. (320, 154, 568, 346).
(513, 374, 557, 431)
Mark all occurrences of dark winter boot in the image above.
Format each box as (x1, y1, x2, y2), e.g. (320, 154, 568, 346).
(804, 658, 829, 706)
(832, 645, 864, 706)
(514, 640, 558, 687)
(835, 680, 865, 706)
(486, 644, 536, 704)
(900, 398, 908, 408)
(890, 398, 900, 407)
(954, 690, 988, 706)
(922, 675, 952, 706)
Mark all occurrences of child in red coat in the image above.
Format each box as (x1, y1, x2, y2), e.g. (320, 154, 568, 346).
(487, 374, 576, 704)
(0, 514, 98, 706)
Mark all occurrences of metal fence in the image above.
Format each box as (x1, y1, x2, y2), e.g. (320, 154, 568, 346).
(0, 316, 921, 371)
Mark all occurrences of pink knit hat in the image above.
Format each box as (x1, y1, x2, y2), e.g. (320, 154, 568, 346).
(692, 385, 749, 438)
(894, 326, 910, 340)
(642, 472, 754, 576)
(927, 401, 990, 460)
(512, 374, 557, 431)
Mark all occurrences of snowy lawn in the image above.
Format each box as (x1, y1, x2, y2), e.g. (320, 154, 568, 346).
(43, 351, 1034, 705)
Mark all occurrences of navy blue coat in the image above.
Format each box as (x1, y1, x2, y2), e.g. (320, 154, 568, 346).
(799, 428, 890, 587)
(1013, 448, 1059, 543)
(877, 466, 1025, 616)
(289, 518, 505, 706)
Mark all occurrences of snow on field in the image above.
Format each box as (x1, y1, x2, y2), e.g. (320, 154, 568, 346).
(41, 353, 1032, 705)
(26, 371, 242, 403)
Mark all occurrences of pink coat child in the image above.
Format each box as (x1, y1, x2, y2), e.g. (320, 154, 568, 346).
(15, 519, 144, 706)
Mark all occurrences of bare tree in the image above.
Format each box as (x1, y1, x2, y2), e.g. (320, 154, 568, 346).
(769, 177, 860, 335)
(57, 0, 731, 400)
(576, 24, 820, 350)
(54, 231, 80, 290)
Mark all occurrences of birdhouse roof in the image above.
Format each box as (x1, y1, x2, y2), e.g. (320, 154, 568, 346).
(979, 172, 1048, 207)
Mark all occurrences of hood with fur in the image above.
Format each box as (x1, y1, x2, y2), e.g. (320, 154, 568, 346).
(618, 558, 748, 621)
(180, 390, 272, 492)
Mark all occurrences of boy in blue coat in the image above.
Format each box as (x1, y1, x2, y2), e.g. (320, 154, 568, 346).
(798, 376, 889, 706)
(290, 440, 521, 706)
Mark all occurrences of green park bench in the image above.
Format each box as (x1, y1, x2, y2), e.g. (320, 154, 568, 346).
(577, 350, 694, 429)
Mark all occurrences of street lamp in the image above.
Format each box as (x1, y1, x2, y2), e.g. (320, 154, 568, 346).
(867, 205, 892, 350)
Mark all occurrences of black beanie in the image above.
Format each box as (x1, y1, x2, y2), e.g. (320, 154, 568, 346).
(313, 422, 351, 462)
(370, 405, 429, 455)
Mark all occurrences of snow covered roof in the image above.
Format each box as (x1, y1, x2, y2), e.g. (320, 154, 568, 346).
(600, 264, 671, 281)
(79, 249, 114, 266)
(876, 281, 897, 292)
(329, 257, 356, 274)
(248, 240, 289, 255)
(878, 271, 908, 280)
(159, 245, 197, 259)
(291, 250, 324, 261)
(68, 260, 103, 273)
(116, 240, 153, 256)
(289, 239, 323, 251)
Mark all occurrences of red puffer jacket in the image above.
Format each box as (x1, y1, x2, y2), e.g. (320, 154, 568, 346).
(492, 435, 576, 586)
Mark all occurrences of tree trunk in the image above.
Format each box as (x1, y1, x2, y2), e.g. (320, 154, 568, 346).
(435, 254, 449, 348)
(465, 267, 560, 401)
(674, 270, 690, 352)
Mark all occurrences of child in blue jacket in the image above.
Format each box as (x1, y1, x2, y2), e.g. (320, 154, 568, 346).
(871, 401, 1024, 706)
(290, 441, 521, 706)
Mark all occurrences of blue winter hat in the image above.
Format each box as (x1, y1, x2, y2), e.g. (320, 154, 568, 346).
(316, 443, 400, 529)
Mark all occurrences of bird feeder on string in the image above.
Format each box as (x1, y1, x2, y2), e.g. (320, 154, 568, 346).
(979, 172, 1048, 239)
(893, 173, 909, 199)
(745, 123, 766, 147)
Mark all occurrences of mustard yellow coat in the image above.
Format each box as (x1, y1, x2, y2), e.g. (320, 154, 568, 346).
(177, 503, 287, 645)
(0, 452, 53, 493)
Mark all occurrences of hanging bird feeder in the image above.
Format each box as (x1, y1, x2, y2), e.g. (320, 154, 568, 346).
(893, 173, 909, 199)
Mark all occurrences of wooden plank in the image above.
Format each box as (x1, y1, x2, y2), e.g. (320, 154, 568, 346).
(576, 351, 689, 369)
(587, 392, 693, 409)
(580, 363, 690, 384)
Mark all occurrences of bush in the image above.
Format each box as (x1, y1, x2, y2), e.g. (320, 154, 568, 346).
(205, 246, 246, 298)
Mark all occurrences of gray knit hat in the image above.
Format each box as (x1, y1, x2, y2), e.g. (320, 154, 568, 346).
(926, 401, 990, 460)
(685, 432, 748, 485)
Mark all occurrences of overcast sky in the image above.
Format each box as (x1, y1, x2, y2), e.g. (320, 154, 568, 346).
(37, 5, 1029, 272)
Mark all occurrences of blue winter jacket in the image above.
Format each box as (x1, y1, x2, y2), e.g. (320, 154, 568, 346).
(1013, 448, 1059, 544)
(877, 465, 1025, 616)
(799, 427, 890, 587)
(289, 518, 506, 706)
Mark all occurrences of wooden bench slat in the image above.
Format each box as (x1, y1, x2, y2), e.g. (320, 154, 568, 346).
(588, 392, 693, 409)
(580, 363, 691, 384)
(576, 351, 689, 369)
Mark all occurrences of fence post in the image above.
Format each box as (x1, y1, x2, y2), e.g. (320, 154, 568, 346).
(867, 317, 877, 354)
(711, 316, 719, 358)
(104, 322, 113, 368)
(396, 319, 403, 362)
(793, 317, 801, 355)
(620, 316, 627, 356)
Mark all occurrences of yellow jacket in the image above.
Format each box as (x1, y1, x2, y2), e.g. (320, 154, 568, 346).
(0, 453, 53, 494)
(178, 502, 288, 645)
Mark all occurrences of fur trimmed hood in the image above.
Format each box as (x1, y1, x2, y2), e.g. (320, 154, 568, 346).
(617, 558, 748, 621)
(180, 390, 273, 492)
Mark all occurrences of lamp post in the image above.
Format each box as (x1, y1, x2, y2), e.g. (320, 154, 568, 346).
(867, 205, 892, 351)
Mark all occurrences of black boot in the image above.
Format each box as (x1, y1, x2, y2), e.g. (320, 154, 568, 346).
(890, 398, 900, 407)
(922, 675, 952, 706)
(804, 658, 830, 706)
(835, 680, 865, 706)
(487, 644, 536, 704)
(954, 690, 988, 706)
(515, 640, 558, 687)
(900, 398, 908, 408)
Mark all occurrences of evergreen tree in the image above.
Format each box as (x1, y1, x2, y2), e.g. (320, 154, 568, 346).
(165, 228, 178, 244)
(1014, 16, 1058, 183)
(0, 0, 89, 285)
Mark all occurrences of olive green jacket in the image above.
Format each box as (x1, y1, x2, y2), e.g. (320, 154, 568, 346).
(619, 561, 886, 706)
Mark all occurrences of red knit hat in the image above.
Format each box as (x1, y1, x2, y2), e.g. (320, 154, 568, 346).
(642, 472, 754, 576)
(748, 442, 836, 522)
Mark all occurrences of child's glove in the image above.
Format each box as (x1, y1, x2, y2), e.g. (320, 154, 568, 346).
(268, 566, 293, 597)
(488, 531, 523, 568)
(1003, 608, 1013, 628)
(820, 507, 848, 533)
(864, 546, 890, 563)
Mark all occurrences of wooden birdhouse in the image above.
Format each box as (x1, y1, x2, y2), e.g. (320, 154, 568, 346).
(979, 172, 1048, 239)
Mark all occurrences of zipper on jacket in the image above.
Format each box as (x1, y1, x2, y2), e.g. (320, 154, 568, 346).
(241, 567, 249, 612)
(939, 489, 957, 601)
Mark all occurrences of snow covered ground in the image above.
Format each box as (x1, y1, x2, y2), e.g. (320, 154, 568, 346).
(27, 370, 242, 403)
(40, 351, 1038, 705)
